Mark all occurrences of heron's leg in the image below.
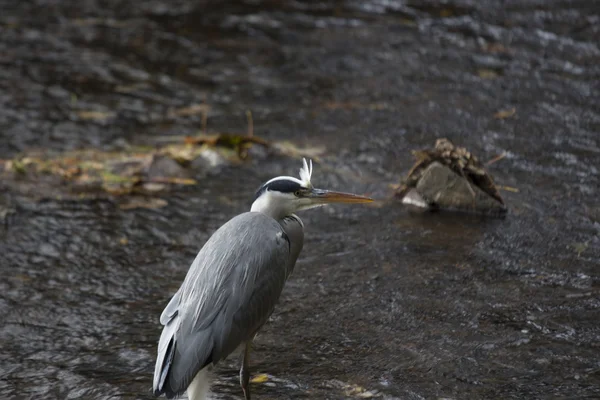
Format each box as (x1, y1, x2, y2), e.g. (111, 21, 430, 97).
(240, 341, 252, 400)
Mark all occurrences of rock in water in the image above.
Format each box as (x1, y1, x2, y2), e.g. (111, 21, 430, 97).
(395, 139, 507, 216)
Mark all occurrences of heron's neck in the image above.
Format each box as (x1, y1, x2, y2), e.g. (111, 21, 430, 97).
(250, 192, 295, 220)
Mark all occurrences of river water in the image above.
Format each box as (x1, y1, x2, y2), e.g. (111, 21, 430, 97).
(1, 1, 599, 399)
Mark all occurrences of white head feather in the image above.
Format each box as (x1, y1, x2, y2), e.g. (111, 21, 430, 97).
(298, 158, 313, 188)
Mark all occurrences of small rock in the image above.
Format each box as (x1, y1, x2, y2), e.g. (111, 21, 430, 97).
(111, 138, 131, 151)
(413, 162, 507, 215)
(189, 148, 230, 171)
(395, 139, 507, 216)
(401, 189, 429, 209)
(39, 243, 60, 258)
(246, 143, 269, 160)
(146, 155, 190, 180)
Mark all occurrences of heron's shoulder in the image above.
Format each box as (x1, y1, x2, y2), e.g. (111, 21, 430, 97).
(212, 212, 285, 242)
(226, 211, 281, 228)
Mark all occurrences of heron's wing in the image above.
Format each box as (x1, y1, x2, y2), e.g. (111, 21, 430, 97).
(211, 250, 289, 360)
(153, 212, 291, 398)
(159, 289, 181, 325)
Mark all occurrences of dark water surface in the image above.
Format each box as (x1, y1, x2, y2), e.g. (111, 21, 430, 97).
(1, 1, 599, 399)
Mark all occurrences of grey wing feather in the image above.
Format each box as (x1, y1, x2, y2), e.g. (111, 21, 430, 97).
(153, 212, 292, 398)
(160, 289, 181, 325)
(153, 289, 183, 395)
(212, 256, 288, 360)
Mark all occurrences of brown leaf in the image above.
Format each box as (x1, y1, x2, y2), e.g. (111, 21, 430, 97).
(477, 69, 499, 79)
(572, 242, 589, 257)
(169, 104, 211, 118)
(143, 177, 197, 185)
(119, 198, 168, 210)
(184, 135, 217, 146)
(493, 108, 516, 119)
(76, 110, 115, 120)
(483, 43, 511, 54)
(115, 83, 150, 93)
(141, 182, 167, 193)
(184, 134, 270, 157)
(250, 374, 269, 384)
(273, 141, 326, 162)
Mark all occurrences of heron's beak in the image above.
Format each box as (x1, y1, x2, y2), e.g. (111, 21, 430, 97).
(308, 188, 374, 204)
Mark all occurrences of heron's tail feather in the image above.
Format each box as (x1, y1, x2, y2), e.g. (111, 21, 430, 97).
(153, 312, 215, 398)
(153, 320, 177, 396)
(187, 366, 212, 400)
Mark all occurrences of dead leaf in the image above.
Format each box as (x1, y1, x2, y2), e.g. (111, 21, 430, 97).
(169, 104, 211, 118)
(164, 144, 204, 163)
(184, 133, 269, 160)
(273, 141, 326, 162)
(101, 171, 138, 185)
(493, 108, 516, 119)
(119, 198, 168, 210)
(483, 43, 511, 54)
(250, 374, 269, 384)
(342, 383, 380, 398)
(572, 242, 589, 257)
(143, 177, 197, 185)
(13, 274, 32, 282)
(477, 69, 499, 79)
(184, 134, 217, 146)
(141, 182, 167, 193)
(115, 83, 150, 93)
(76, 110, 115, 121)
(217, 195, 236, 206)
(184, 133, 268, 148)
(357, 391, 377, 398)
(439, 8, 454, 17)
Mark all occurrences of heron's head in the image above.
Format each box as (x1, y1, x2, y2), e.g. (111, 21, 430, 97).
(251, 158, 373, 218)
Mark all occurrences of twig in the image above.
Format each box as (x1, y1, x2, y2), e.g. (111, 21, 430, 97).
(486, 152, 507, 166)
(202, 94, 208, 135)
(246, 110, 253, 137)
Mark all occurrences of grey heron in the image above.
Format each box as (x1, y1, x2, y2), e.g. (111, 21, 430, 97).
(153, 159, 373, 400)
